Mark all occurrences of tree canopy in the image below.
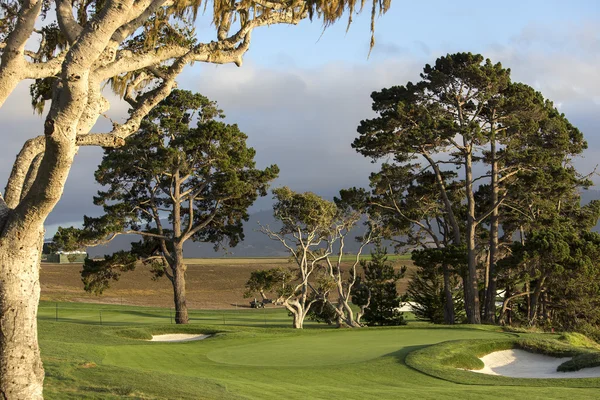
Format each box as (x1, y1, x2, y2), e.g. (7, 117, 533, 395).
(353, 52, 591, 325)
(58, 89, 278, 323)
(0, 0, 393, 396)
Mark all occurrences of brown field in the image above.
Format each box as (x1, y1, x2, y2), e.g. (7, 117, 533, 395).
(40, 258, 415, 309)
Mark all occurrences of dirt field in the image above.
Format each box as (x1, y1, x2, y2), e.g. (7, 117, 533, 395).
(40, 258, 415, 309)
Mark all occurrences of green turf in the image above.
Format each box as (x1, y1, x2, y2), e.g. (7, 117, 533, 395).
(405, 336, 600, 387)
(39, 302, 600, 399)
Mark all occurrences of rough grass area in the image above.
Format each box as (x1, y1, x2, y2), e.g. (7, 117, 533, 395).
(405, 334, 600, 387)
(40, 257, 415, 309)
(38, 303, 600, 399)
(560, 332, 600, 350)
(558, 352, 600, 372)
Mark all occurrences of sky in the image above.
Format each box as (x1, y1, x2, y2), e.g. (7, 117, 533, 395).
(1, 0, 599, 235)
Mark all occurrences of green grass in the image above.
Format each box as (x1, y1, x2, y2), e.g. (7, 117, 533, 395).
(405, 335, 600, 387)
(39, 302, 600, 399)
(38, 300, 329, 328)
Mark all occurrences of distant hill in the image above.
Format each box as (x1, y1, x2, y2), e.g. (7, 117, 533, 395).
(87, 209, 388, 258)
(81, 189, 600, 258)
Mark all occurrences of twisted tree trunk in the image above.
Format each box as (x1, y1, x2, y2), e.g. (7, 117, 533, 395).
(286, 301, 307, 329)
(0, 217, 45, 399)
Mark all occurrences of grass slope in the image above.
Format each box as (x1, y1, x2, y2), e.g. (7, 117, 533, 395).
(405, 336, 600, 387)
(39, 302, 600, 399)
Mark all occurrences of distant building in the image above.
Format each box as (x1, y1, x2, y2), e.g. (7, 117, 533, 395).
(47, 251, 87, 264)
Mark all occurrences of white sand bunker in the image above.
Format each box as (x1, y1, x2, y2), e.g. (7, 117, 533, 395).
(470, 349, 600, 378)
(149, 334, 211, 343)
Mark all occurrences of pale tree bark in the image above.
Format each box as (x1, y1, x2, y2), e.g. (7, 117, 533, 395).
(0, 0, 42, 106)
(325, 223, 371, 328)
(0, 0, 310, 397)
(260, 224, 327, 329)
(0, 213, 45, 399)
(0, 0, 389, 395)
(355, 287, 371, 325)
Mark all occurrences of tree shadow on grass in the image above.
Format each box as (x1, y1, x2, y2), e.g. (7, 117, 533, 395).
(388, 345, 430, 366)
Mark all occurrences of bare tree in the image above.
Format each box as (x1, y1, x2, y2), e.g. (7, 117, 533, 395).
(259, 187, 338, 328)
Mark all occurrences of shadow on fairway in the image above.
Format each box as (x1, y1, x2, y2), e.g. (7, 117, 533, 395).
(388, 345, 430, 365)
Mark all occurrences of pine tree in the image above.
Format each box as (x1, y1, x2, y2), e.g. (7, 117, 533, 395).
(353, 246, 406, 326)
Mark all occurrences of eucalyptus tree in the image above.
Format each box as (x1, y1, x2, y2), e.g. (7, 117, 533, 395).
(0, 0, 391, 396)
(259, 187, 374, 328)
(259, 187, 339, 329)
(60, 89, 278, 324)
(353, 52, 587, 324)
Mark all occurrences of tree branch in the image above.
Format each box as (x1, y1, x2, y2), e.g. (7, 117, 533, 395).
(0, 193, 10, 234)
(4, 136, 45, 208)
(112, 0, 174, 43)
(15, 0, 136, 222)
(19, 153, 43, 202)
(56, 0, 83, 44)
(0, 0, 43, 106)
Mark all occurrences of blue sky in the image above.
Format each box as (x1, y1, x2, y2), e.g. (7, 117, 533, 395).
(1, 1, 599, 234)
(235, 0, 600, 67)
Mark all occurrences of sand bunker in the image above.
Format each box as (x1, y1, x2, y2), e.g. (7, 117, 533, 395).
(149, 334, 211, 342)
(470, 349, 600, 378)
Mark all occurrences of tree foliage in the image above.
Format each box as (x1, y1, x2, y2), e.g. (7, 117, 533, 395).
(407, 246, 465, 324)
(58, 89, 278, 322)
(352, 246, 406, 326)
(244, 267, 294, 303)
(352, 52, 589, 325)
(0, 0, 393, 395)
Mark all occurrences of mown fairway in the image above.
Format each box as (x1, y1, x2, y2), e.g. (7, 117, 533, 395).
(39, 303, 600, 400)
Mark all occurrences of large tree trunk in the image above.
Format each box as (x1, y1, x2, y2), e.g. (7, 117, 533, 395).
(442, 263, 455, 324)
(288, 303, 305, 329)
(171, 244, 189, 324)
(293, 312, 304, 329)
(484, 146, 499, 323)
(335, 302, 344, 327)
(285, 299, 308, 329)
(335, 296, 360, 328)
(0, 219, 45, 399)
(528, 276, 546, 325)
(464, 153, 481, 324)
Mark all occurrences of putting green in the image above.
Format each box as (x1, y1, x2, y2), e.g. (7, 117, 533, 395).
(41, 313, 600, 399)
(102, 328, 511, 371)
(207, 328, 511, 366)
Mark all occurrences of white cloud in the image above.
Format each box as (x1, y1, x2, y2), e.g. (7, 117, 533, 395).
(2, 20, 600, 232)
